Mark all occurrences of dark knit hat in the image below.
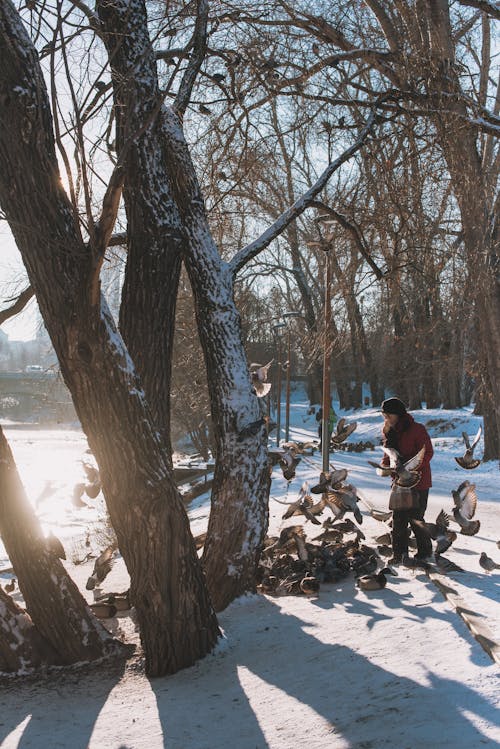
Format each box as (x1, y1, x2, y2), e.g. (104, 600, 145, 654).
(381, 397, 407, 416)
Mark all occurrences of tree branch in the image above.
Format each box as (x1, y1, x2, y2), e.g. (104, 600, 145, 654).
(456, 0, 500, 21)
(0, 287, 34, 326)
(229, 110, 377, 278)
(174, 0, 209, 118)
(308, 202, 386, 280)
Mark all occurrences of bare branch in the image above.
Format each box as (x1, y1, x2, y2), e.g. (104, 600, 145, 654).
(309, 201, 386, 280)
(456, 0, 500, 21)
(0, 287, 34, 326)
(229, 110, 377, 278)
(174, 0, 209, 118)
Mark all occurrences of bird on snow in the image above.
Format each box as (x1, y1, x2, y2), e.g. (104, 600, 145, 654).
(310, 468, 348, 494)
(46, 530, 66, 559)
(356, 566, 397, 591)
(479, 552, 500, 572)
(451, 480, 480, 536)
(86, 544, 117, 590)
(90, 602, 117, 619)
(434, 555, 464, 574)
(380, 446, 426, 488)
(72, 482, 89, 508)
(410, 509, 457, 555)
(250, 360, 273, 397)
(82, 461, 101, 498)
(4, 578, 16, 593)
(455, 426, 482, 469)
(331, 418, 357, 446)
(300, 575, 320, 595)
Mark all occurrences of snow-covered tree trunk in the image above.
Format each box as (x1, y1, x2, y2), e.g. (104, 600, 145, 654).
(0, 587, 55, 673)
(97, 0, 183, 461)
(0, 426, 121, 666)
(96, 0, 271, 611)
(160, 109, 271, 611)
(0, 0, 219, 676)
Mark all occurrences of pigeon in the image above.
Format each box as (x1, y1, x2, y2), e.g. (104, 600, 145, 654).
(331, 419, 357, 446)
(410, 510, 457, 555)
(72, 482, 89, 508)
(250, 360, 273, 397)
(434, 555, 464, 574)
(82, 461, 101, 498)
(237, 416, 276, 441)
(479, 552, 500, 572)
(356, 566, 397, 591)
(300, 575, 320, 595)
(90, 602, 117, 619)
(367, 458, 393, 477)
(370, 508, 393, 523)
(4, 578, 16, 593)
(374, 532, 392, 545)
(325, 484, 363, 524)
(455, 426, 482, 469)
(451, 481, 480, 535)
(86, 544, 117, 590)
(381, 446, 426, 488)
(46, 531, 66, 559)
(280, 489, 321, 525)
(310, 468, 348, 494)
(279, 447, 301, 481)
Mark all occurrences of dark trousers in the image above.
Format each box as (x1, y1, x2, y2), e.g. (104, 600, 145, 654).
(392, 489, 432, 558)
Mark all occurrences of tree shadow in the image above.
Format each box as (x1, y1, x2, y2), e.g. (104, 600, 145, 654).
(0, 655, 128, 749)
(150, 592, 499, 748)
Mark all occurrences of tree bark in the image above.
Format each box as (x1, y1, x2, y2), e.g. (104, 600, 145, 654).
(0, 587, 55, 673)
(96, 0, 183, 461)
(0, 0, 219, 676)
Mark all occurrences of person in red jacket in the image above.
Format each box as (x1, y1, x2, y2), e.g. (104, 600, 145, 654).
(380, 397, 434, 564)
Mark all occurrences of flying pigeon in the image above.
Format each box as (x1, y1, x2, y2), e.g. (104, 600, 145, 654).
(250, 360, 273, 397)
(410, 510, 457, 555)
(331, 418, 357, 446)
(381, 446, 425, 488)
(451, 480, 480, 535)
(455, 426, 482, 469)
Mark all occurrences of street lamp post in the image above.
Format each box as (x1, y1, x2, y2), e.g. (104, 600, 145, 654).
(282, 311, 302, 443)
(321, 247, 332, 474)
(272, 322, 286, 446)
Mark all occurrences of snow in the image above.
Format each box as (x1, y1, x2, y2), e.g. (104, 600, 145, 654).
(0, 390, 499, 748)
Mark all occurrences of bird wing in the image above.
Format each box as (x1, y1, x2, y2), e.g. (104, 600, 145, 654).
(336, 417, 346, 434)
(298, 481, 310, 500)
(404, 446, 426, 471)
(254, 381, 272, 397)
(329, 468, 349, 486)
(462, 431, 471, 449)
(435, 509, 450, 530)
(471, 424, 482, 450)
(381, 446, 400, 468)
(324, 494, 345, 518)
(459, 483, 478, 519)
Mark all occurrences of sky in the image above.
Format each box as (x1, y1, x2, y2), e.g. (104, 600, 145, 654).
(0, 224, 37, 342)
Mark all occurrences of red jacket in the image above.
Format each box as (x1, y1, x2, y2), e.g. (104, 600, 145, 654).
(381, 413, 433, 489)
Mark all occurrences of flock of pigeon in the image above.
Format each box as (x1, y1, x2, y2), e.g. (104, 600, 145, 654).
(259, 422, 499, 597)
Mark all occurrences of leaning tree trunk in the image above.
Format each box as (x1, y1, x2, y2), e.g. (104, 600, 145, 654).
(0, 426, 122, 666)
(0, 0, 219, 676)
(161, 109, 271, 611)
(96, 0, 183, 462)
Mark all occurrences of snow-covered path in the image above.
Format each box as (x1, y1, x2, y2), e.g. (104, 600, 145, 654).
(0, 396, 498, 748)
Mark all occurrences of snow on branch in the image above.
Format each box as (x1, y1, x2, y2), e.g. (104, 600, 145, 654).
(457, 1, 500, 21)
(174, 0, 209, 118)
(0, 286, 34, 326)
(229, 110, 377, 278)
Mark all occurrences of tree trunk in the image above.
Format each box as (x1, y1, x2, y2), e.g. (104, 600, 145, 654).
(0, 426, 122, 666)
(96, 0, 183, 461)
(160, 110, 271, 611)
(0, 0, 219, 676)
(0, 587, 55, 673)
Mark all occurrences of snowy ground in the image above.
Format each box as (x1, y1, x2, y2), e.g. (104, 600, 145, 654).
(0, 393, 499, 748)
